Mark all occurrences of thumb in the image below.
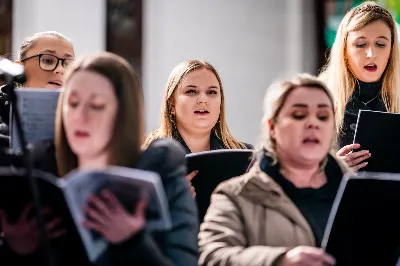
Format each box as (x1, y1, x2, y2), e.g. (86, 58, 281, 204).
(186, 170, 199, 182)
(134, 200, 147, 217)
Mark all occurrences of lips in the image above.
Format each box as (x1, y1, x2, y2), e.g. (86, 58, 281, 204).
(75, 130, 89, 138)
(303, 137, 320, 144)
(364, 63, 377, 72)
(48, 80, 62, 87)
(194, 109, 209, 115)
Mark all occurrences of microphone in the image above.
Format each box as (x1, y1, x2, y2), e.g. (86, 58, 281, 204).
(0, 58, 54, 265)
(0, 58, 27, 84)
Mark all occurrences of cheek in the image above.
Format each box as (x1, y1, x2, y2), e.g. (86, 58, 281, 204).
(274, 119, 299, 143)
(175, 96, 192, 115)
(25, 63, 48, 85)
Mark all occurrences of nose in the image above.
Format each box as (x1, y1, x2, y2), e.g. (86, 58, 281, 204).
(366, 47, 376, 58)
(54, 61, 65, 74)
(306, 116, 320, 129)
(196, 92, 208, 104)
(71, 104, 89, 123)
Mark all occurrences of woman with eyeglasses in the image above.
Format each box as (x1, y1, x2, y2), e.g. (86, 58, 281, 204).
(0, 31, 75, 150)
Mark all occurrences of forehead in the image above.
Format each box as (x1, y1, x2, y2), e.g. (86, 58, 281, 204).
(66, 70, 115, 98)
(179, 68, 219, 86)
(283, 86, 332, 107)
(347, 20, 391, 40)
(26, 36, 75, 57)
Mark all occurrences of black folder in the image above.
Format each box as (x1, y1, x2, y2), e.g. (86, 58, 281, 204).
(321, 172, 400, 266)
(0, 166, 170, 263)
(185, 149, 254, 221)
(353, 110, 400, 173)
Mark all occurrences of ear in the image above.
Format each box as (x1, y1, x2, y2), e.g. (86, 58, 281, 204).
(268, 119, 276, 139)
(169, 99, 175, 115)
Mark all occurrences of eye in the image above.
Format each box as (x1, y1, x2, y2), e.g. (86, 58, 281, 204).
(292, 112, 306, 120)
(318, 115, 329, 121)
(186, 89, 197, 95)
(356, 43, 366, 48)
(208, 90, 218, 95)
(68, 101, 79, 108)
(376, 42, 386, 47)
(91, 104, 105, 110)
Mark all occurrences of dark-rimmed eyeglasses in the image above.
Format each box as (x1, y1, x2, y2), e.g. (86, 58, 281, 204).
(21, 53, 74, 71)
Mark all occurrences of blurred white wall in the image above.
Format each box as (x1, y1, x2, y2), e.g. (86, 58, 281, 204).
(143, 0, 316, 145)
(12, 0, 316, 146)
(12, 0, 106, 59)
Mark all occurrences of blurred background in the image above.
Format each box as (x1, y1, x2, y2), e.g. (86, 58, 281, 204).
(0, 0, 398, 145)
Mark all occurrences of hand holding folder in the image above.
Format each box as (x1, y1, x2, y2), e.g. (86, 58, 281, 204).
(321, 172, 400, 266)
(352, 110, 400, 173)
(0, 166, 171, 262)
(185, 149, 254, 220)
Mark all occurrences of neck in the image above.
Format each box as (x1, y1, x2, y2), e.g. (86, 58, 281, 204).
(78, 153, 109, 170)
(356, 78, 382, 100)
(277, 151, 326, 188)
(177, 125, 211, 153)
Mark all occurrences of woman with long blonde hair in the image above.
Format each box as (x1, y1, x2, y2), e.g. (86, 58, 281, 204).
(319, 1, 400, 171)
(144, 60, 252, 192)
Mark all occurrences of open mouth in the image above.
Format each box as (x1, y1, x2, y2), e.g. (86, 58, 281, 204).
(194, 109, 209, 115)
(303, 137, 320, 144)
(48, 81, 62, 86)
(364, 64, 377, 72)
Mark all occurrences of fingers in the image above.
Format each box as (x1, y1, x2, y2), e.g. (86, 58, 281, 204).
(46, 217, 66, 238)
(350, 152, 370, 166)
(85, 206, 107, 226)
(337, 143, 360, 156)
(322, 252, 336, 265)
(186, 170, 198, 182)
(82, 219, 106, 235)
(134, 200, 147, 217)
(19, 203, 34, 221)
(100, 190, 121, 212)
(190, 186, 196, 199)
(88, 195, 109, 217)
(345, 150, 369, 163)
(352, 161, 368, 172)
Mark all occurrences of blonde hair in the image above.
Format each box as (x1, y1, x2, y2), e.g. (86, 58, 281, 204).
(144, 60, 245, 149)
(55, 52, 144, 176)
(18, 31, 71, 61)
(319, 1, 400, 135)
(261, 73, 336, 164)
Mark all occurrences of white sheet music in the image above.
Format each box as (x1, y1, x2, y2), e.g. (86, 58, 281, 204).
(10, 88, 61, 149)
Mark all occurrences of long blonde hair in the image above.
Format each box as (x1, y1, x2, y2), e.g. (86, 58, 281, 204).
(144, 60, 245, 149)
(319, 1, 400, 135)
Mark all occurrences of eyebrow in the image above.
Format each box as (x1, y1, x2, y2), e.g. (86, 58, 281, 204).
(356, 36, 390, 41)
(40, 49, 74, 58)
(185, 85, 220, 89)
(291, 103, 331, 108)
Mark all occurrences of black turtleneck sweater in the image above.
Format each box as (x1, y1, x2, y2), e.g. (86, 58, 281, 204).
(339, 79, 387, 148)
(356, 79, 383, 109)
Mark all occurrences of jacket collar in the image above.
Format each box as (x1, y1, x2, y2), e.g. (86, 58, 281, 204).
(233, 151, 350, 240)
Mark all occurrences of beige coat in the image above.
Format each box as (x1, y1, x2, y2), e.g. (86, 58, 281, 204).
(198, 156, 350, 266)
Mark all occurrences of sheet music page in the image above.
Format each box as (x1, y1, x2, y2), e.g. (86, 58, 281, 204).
(10, 88, 60, 149)
(61, 166, 171, 262)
